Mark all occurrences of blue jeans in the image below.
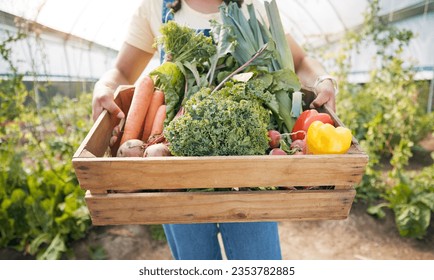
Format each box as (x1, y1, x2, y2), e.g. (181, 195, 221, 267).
(163, 222, 282, 260)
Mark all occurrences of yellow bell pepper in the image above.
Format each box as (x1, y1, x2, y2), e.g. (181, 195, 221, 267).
(306, 121, 352, 154)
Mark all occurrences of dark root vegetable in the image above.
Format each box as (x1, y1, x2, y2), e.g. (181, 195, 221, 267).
(290, 139, 306, 154)
(116, 139, 145, 157)
(269, 148, 287, 155)
(144, 143, 172, 157)
(268, 130, 281, 149)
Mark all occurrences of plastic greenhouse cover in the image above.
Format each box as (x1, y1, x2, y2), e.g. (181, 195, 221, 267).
(1, 0, 370, 50)
(1, 0, 432, 81)
(0, 0, 142, 50)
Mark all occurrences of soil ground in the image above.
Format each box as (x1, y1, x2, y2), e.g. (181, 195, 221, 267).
(2, 202, 433, 260)
(67, 202, 434, 260)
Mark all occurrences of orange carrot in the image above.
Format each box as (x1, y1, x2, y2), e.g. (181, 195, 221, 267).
(148, 104, 166, 141)
(120, 76, 154, 145)
(141, 90, 165, 142)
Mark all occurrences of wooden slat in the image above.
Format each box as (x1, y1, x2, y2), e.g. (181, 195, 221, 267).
(86, 111, 112, 158)
(86, 188, 356, 225)
(73, 109, 110, 158)
(73, 85, 134, 158)
(114, 85, 135, 99)
(333, 185, 353, 190)
(73, 153, 368, 192)
(78, 149, 96, 158)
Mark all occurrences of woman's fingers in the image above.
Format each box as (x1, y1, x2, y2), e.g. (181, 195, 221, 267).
(309, 80, 336, 112)
(104, 99, 125, 119)
(92, 92, 125, 121)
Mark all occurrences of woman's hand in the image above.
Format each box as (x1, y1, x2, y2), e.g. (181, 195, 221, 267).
(91, 43, 154, 122)
(92, 81, 125, 122)
(92, 80, 126, 149)
(285, 33, 338, 113)
(309, 79, 337, 112)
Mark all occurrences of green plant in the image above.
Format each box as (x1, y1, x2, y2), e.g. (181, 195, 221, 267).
(149, 225, 167, 242)
(322, 0, 434, 238)
(368, 163, 434, 239)
(0, 93, 93, 259)
(0, 30, 92, 259)
(88, 245, 107, 260)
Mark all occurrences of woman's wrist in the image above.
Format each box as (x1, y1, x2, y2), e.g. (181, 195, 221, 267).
(313, 75, 338, 96)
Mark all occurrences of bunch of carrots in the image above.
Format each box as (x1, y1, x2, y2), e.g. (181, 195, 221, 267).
(115, 76, 171, 158)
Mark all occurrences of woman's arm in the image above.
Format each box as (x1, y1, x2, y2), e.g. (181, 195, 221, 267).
(286, 34, 337, 112)
(92, 43, 154, 121)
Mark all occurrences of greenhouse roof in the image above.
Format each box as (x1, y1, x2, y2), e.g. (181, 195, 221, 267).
(1, 0, 433, 84)
(1, 0, 432, 51)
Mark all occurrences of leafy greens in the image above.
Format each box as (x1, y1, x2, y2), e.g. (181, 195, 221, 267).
(164, 81, 270, 156)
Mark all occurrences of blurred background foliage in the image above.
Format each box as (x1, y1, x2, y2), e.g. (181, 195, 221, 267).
(323, 0, 433, 239)
(1, 30, 92, 259)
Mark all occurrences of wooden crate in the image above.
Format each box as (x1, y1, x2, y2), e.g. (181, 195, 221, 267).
(72, 86, 368, 225)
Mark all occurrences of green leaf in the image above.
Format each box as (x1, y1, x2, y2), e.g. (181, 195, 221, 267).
(149, 225, 167, 242)
(247, 4, 265, 48)
(394, 204, 431, 239)
(387, 183, 411, 208)
(29, 233, 51, 255)
(150, 62, 185, 124)
(279, 135, 292, 154)
(89, 245, 107, 260)
(413, 193, 434, 211)
(270, 68, 301, 92)
(275, 90, 293, 133)
(183, 61, 202, 89)
(264, 0, 295, 71)
(38, 233, 66, 260)
(232, 72, 254, 83)
(1, 33, 92, 258)
(208, 21, 237, 85)
(367, 203, 389, 219)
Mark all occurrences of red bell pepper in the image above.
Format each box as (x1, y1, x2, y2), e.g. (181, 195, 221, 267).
(291, 109, 334, 141)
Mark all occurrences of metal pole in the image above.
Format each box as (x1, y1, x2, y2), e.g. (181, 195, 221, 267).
(428, 70, 433, 113)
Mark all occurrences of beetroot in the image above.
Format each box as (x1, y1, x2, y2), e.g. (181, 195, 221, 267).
(116, 139, 145, 157)
(143, 143, 172, 157)
(269, 148, 287, 155)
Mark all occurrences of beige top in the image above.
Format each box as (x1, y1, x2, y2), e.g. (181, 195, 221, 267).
(125, 0, 267, 54)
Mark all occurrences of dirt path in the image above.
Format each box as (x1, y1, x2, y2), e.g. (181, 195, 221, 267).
(71, 202, 434, 260)
(279, 203, 434, 260)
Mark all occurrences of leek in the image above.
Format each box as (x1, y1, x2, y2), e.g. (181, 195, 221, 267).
(264, 0, 295, 72)
(216, 0, 302, 132)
